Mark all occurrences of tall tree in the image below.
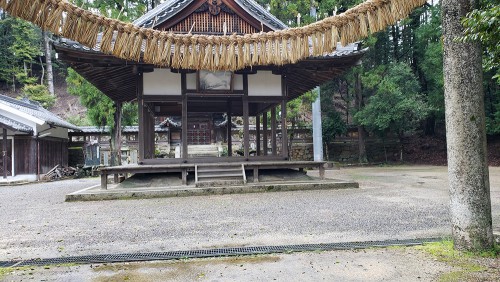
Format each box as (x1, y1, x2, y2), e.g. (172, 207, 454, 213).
(442, 0, 494, 251)
(43, 31, 54, 96)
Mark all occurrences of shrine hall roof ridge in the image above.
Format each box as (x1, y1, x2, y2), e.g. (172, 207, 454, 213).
(133, 0, 287, 30)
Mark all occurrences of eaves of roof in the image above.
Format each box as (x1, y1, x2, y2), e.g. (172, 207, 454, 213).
(0, 95, 80, 131)
(0, 114, 33, 134)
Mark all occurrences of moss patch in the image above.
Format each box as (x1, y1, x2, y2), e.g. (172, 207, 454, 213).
(415, 240, 499, 281)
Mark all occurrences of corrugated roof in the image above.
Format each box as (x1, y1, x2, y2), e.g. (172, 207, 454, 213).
(134, 0, 287, 30)
(0, 94, 80, 131)
(0, 114, 33, 133)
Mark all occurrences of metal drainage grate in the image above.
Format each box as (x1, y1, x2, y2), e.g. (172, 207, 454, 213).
(3, 238, 441, 268)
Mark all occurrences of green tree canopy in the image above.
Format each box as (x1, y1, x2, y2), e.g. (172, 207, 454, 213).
(354, 63, 430, 138)
(460, 2, 500, 83)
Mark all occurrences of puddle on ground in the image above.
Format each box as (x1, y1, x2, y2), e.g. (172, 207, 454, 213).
(92, 255, 281, 282)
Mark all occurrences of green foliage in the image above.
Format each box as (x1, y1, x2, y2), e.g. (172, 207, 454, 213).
(66, 68, 138, 127)
(287, 90, 315, 127)
(460, 2, 500, 83)
(21, 84, 55, 109)
(415, 5, 444, 119)
(66, 115, 91, 126)
(354, 63, 430, 137)
(0, 16, 42, 88)
(416, 239, 499, 281)
(70, 0, 147, 22)
(320, 81, 348, 142)
(66, 68, 114, 127)
(322, 108, 346, 143)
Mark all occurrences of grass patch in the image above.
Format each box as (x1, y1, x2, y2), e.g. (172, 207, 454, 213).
(415, 240, 499, 281)
(0, 266, 33, 279)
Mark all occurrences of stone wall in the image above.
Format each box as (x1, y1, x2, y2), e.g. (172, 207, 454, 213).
(290, 143, 314, 161)
(328, 138, 402, 163)
(289, 138, 403, 163)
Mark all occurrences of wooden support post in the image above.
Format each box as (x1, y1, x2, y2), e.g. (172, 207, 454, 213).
(113, 101, 122, 183)
(271, 107, 277, 155)
(137, 73, 145, 162)
(101, 173, 108, 189)
(281, 75, 288, 159)
(182, 168, 187, 185)
(243, 74, 249, 159)
(181, 73, 188, 161)
(36, 138, 40, 181)
(253, 167, 259, 183)
(263, 112, 268, 155)
(227, 100, 232, 156)
(319, 164, 325, 180)
(2, 128, 6, 179)
(256, 115, 261, 156)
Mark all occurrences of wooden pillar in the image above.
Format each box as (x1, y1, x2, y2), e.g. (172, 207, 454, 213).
(137, 73, 145, 162)
(281, 75, 288, 159)
(148, 109, 155, 158)
(113, 101, 122, 183)
(271, 107, 277, 155)
(181, 73, 188, 161)
(243, 75, 249, 159)
(3, 128, 7, 179)
(263, 112, 268, 156)
(227, 100, 232, 157)
(256, 115, 261, 156)
(36, 138, 40, 181)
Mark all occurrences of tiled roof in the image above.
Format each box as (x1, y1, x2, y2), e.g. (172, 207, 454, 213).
(134, 0, 287, 30)
(0, 94, 79, 131)
(70, 125, 169, 133)
(0, 114, 33, 133)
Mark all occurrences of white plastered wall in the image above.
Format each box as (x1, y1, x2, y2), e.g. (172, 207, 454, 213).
(143, 68, 182, 95)
(248, 71, 281, 96)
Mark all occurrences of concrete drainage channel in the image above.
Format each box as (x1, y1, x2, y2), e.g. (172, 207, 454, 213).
(0, 238, 442, 268)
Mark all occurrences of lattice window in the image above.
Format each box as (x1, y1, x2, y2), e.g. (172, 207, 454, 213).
(167, 11, 258, 34)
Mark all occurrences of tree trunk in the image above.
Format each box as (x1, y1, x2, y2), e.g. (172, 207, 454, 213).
(442, 0, 494, 251)
(44, 31, 54, 96)
(355, 71, 368, 163)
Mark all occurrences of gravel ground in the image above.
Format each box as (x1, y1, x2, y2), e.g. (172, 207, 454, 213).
(0, 165, 498, 263)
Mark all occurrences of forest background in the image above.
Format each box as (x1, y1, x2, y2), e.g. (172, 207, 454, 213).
(0, 0, 498, 164)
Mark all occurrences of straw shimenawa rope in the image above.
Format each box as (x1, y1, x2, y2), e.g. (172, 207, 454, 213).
(0, 0, 427, 71)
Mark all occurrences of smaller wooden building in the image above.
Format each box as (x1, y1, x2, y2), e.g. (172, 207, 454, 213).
(0, 94, 79, 178)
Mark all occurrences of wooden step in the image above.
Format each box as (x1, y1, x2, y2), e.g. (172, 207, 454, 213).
(195, 164, 246, 187)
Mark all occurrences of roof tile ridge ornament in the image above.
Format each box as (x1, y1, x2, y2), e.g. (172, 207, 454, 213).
(207, 0, 222, 16)
(4, 0, 427, 71)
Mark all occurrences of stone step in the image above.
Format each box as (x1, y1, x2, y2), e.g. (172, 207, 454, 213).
(195, 179, 245, 188)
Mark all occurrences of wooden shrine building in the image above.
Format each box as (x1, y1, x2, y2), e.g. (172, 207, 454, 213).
(54, 0, 365, 187)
